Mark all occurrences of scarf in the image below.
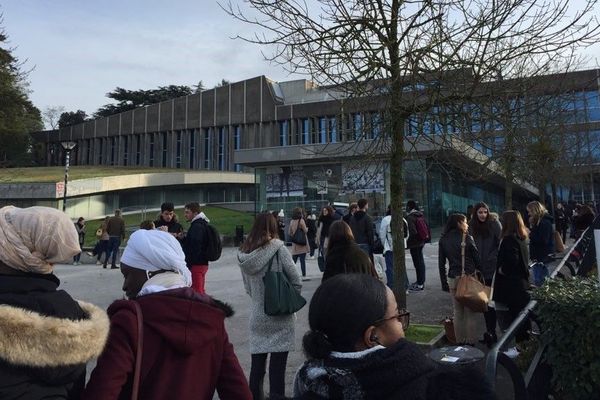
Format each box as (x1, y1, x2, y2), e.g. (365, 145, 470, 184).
(0, 206, 80, 274)
(120, 229, 192, 295)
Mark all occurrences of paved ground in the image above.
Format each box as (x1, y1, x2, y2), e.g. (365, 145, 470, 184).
(55, 242, 559, 398)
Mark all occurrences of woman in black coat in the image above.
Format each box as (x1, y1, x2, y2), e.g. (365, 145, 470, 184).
(294, 274, 495, 399)
(323, 220, 375, 281)
(494, 210, 531, 344)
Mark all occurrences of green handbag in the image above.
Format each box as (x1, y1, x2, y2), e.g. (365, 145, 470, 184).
(263, 251, 307, 316)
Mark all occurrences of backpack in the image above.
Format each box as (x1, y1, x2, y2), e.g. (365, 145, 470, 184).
(415, 216, 430, 242)
(203, 222, 222, 262)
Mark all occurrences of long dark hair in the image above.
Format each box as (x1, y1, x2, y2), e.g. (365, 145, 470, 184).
(240, 213, 279, 253)
(501, 210, 528, 240)
(443, 213, 467, 236)
(327, 220, 354, 249)
(469, 202, 492, 238)
(303, 274, 387, 359)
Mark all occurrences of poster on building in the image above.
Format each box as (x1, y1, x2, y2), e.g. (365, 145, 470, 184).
(341, 163, 385, 194)
(265, 166, 304, 198)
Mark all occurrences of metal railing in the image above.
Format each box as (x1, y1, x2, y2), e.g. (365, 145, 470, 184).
(484, 224, 596, 399)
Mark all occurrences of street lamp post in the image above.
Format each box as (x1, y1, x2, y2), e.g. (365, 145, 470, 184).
(61, 141, 77, 213)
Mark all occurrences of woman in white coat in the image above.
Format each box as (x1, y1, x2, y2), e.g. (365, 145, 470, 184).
(237, 212, 302, 400)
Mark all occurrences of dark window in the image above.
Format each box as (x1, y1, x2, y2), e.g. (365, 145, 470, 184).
(123, 136, 129, 166)
(110, 137, 116, 165)
(279, 121, 289, 146)
(189, 129, 196, 169)
(234, 125, 241, 150)
(218, 127, 226, 170)
(149, 135, 155, 167)
(162, 132, 168, 167)
(176, 131, 182, 168)
(204, 128, 212, 169)
(136, 135, 141, 165)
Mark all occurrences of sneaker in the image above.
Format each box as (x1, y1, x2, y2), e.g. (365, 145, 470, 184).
(302, 276, 311, 281)
(85, 251, 94, 257)
(503, 347, 520, 359)
(96, 260, 102, 265)
(73, 262, 79, 265)
(408, 283, 424, 292)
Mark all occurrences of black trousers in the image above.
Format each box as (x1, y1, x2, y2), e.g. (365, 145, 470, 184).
(249, 352, 289, 400)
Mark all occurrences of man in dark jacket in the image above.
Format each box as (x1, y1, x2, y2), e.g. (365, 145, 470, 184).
(104, 209, 126, 269)
(349, 198, 374, 256)
(154, 202, 184, 239)
(406, 200, 428, 291)
(182, 202, 211, 294)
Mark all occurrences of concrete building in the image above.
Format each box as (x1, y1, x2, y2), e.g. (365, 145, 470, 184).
(31, 69, 600, 226)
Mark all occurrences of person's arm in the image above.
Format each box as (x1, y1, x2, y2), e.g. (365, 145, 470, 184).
(83, 308, 137, 400)
(216, 330, 253, 400)
(379, 218, 388, 247)
(280, 246, 302, 291)
(438, 240, 449, 292)
(300, 218, 308, 233)
(467, 235, 481, 271)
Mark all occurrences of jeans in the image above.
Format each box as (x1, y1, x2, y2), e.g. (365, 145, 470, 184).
(410, 245, 426, 285)
(104, 236, 121, 267)
(384, 251, 409, 290)
(249, 352, 289, 400)
(292, 253, 307, 276)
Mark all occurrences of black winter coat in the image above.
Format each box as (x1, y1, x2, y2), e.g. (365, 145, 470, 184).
(348, 211, 374, 247)
(439, 230, 481, 285)
(0, 273, 108, 399)
(323, 239, 374, 281)
(406, 210, 428, 249)
(154, 217, 184, 235)
(294, 339, 495, 400)
(182, 218, 210, 266)
(529, 214, 554, 262)
(494, 235, 530, 308)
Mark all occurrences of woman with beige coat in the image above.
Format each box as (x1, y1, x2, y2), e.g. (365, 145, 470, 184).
(289, 207, 310, 280)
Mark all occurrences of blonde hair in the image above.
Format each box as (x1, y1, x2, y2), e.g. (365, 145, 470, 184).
(527, 201, 547, 226)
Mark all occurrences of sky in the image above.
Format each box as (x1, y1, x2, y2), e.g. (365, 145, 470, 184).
(2, 0, 599, 125)
(1, 0, 299, 120)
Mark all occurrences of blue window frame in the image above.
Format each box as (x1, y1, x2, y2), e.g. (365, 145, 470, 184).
(318, 117, 327, 143)
(279, 120, 289, 146)
(301, 118, 310, 144)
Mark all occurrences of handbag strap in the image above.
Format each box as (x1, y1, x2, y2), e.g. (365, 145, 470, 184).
(460, 232, 466, 275)
(131, 301, 144, 400)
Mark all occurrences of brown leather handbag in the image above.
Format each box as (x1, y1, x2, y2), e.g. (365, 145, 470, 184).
(455, 233, 490, 313)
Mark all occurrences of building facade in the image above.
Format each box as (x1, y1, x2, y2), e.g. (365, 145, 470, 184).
(32, 69, 600, 226)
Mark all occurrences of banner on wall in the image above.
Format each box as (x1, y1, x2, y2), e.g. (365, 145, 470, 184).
(265, 166, 304, 198)
(341, 163, 385, 194)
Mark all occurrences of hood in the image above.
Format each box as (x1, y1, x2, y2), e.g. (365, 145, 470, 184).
(237, 239, 285, 276)
(0, 301, 109, 368)
(408, 210, 423, 217)
(353, 210, 368, 221)
(296, 339, 437, 398)
(110, 288, 233, 356)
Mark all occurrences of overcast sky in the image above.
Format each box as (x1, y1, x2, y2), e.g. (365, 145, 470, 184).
(1, 0, 298, 119)
(2, 0, 599, 124)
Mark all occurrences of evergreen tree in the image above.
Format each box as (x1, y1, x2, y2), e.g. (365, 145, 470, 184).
(0, 19, 43, 167)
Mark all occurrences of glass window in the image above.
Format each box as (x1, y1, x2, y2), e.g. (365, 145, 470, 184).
(319, 117, 327, 143)
(176, 131, 182, 168)
(204, 128, 212, 169)
(189, 129, 196, 169)
(329, 117, 337, 143)
(301, 118, 310, 144)
(218, 127, 226, 170)
(353, 113, 362, 140)
(123, 136, 129, 166)
(370, 112, 382, 139)
(279, 120, 289, 146)
(149, 135, 154, 167)
(110, 137, 116, 165)
(234, 125, 241, 150)
(136, 135, 141, 166)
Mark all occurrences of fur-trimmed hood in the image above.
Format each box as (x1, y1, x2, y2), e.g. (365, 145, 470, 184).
(0, 301, 109, 368)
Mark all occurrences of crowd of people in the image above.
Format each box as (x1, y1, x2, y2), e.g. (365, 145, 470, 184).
(1, 196, 595, 399)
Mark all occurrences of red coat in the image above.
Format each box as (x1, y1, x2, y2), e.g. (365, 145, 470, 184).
(83, 288, 251, 400)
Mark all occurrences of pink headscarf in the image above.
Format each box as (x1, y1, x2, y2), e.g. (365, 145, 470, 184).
(0, 206, 81, 274)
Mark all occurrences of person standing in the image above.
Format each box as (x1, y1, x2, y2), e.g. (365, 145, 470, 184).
(0, 206, 109, 398)
(316, 206, 335, 258)
(84, 229, 251, 400)
(438, 214, 481, 345)
(379, 205, 409, 290)
(348, 198, 374, 257)
(406, 200, 429, 291)
(95, 216, 110, 265)
(342, 202, 358, 224)
(73, 217, 85, 265)
(555, 202, 569, 244)
(305, 211, 318, 259)
(289, 207, 310, 280)
(237, 213, 302, 400)
(527, 201, 554, 263)
(104, 209, 126, 270)
(494, 210, 531, 358)
(182, 202, 211, 294)
(154, 202, 184, 239)
(323, 220, 375, 281)
(468, 202, 502, 347)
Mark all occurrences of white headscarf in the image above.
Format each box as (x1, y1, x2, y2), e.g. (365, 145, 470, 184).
(120, 229, 192, 296)
(0, 206, 80, 274)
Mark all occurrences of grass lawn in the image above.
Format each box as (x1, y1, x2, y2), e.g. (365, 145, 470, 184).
(83, 206, 255, 247)
(404, 324, 444, 344)
(0, 166, 188, 183)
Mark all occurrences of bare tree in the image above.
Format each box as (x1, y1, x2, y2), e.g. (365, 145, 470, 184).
(42, 106, 65, 130)
(223, 0, 600, 307)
